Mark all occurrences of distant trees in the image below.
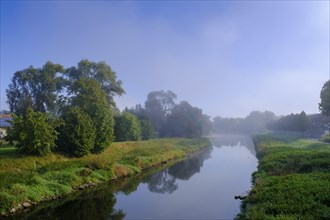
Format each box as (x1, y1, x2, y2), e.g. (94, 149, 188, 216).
(268, 111, 311, 132)
(143, 91, 211, 138)
(7, 108, 58, 156)
(319, 80, 330, 116)
(145, 90, 177, 135)
(213, 111, 276, 134)
(162, 101, 204, 138)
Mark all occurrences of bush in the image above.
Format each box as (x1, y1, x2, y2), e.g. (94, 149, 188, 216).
(56, 107, 96, 157)
(7, 108, 58, 156)
(114, 112, 141, 142)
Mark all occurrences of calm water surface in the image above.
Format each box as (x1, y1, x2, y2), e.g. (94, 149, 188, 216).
(13, 135, 258, 220)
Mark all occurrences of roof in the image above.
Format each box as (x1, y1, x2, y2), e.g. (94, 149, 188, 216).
(0, 117, 12, 127)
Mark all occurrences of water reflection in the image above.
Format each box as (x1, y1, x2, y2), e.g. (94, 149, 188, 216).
(211, 134, 256, 156)
(11, 187, 125, 220)
(11, 136, 257, 219)
(144, 147, 212, 194)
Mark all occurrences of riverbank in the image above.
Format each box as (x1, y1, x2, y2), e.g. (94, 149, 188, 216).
(0, 138, 210, 217)
(237, 134, 330, 219)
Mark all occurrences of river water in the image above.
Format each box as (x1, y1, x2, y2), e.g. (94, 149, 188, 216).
(12, 135, 258, 220)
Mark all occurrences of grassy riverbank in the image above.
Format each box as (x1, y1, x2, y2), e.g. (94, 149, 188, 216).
(0, 138, 210, 216)
(237, 134, 330, 220)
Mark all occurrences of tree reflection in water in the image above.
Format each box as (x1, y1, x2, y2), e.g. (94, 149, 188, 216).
(13, 186, 125, 220)
(211, 135, 256, 156)
(144, 147, 212, 194)
(12, 147, 213, 219)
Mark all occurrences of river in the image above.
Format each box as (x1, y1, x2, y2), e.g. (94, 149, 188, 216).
(11, 135, 258, 220)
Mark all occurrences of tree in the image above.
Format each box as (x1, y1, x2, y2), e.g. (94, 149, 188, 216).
(139, 118, 154, 140)
(162, 101, 204, 138)
(6, 61, 65, 115)
(268, 111, 310, 132)
(66, 60, 124, 107)
(56, 107, 96, 157)
(70, 78, 114, 153)
(319, 80, 330, 116)
(125, 104, 154, 140)
(145, 90, 177, 135)
(114, 112, 141, 142)
(7, 108, 58, 156)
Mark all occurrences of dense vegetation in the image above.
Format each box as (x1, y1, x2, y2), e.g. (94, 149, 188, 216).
(213, 111, 276, 134)
(319, 80, 330, 116)
(128, 90, 212, 138)
(5, 61, 211, 157)
(0, 138, 210, 216)
(267, 111, 311, 132)
(237, 134, 330, 220)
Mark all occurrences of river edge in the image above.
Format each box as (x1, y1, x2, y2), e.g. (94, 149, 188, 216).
(236, 134, 330, 219)
(0, 138, 211, 218)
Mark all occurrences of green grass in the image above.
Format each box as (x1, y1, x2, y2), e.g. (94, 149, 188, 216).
(0, 138, 210, 216)
(237, 134, 330, 220)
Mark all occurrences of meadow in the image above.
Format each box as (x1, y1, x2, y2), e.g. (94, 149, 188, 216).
(0, 138, 210, 216)
(237, 134, 330, 220)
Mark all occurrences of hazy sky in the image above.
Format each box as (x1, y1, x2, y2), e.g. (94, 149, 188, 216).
(1, 1, 329, 118)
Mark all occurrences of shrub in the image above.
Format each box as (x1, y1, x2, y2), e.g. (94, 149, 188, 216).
(7, 108, 58, 156)
(114, 112, 141, 142)
(56, 107, 96, 157)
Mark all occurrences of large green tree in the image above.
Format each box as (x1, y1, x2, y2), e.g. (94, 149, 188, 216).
(7, 108, 58, 156)
(66, 60, 124, 107)
(70, 78, 114, 153)
(6, 61, 65, 115)
(56, 107, 96, 157)
(319, 80, 330, 116)
(114, 112, 141, 142)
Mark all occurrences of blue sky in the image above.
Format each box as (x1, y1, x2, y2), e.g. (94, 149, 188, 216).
(1, 1, 329, 118)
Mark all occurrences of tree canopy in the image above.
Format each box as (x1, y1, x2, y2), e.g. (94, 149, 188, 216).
(145, 90, 177, 134)
(319, 80, 330, 116)
(6, 61, 65, 115)
(7, 108, 58, 156)
(56, 107, 96, 157)
(114, 112, 141, 142)
(66, 60, 125, 107)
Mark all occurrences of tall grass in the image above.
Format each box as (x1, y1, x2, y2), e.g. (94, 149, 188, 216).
(0, 138, 210, 216)
(238, 134, 330, 220)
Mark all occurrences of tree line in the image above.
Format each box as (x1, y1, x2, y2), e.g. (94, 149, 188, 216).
(5, 60, 211, 157)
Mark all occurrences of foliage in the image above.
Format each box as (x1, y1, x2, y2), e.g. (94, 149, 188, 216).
(114, 112, 141, 142)
(320, 134, 330, 143)
(145, 90, 177, 134)
(66, 59, 125, 107)
(125, 104, 154, 140)
(139, 118, 154, 140)
(6, 108, 58, 156)
(319, 80, 330, 116)
(162, 101, 204, 138)
(213, 111, 276, 134)
(56, 107, 96, 157)
(70, 78, 114, 153)
(238, 134, 330, 220)
(268, 111, 311, 132)
(0, 138, 210, 215)
(6, 61, 65, 115)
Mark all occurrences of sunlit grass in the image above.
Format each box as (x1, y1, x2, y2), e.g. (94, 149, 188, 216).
(0, 138, 210, 215)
